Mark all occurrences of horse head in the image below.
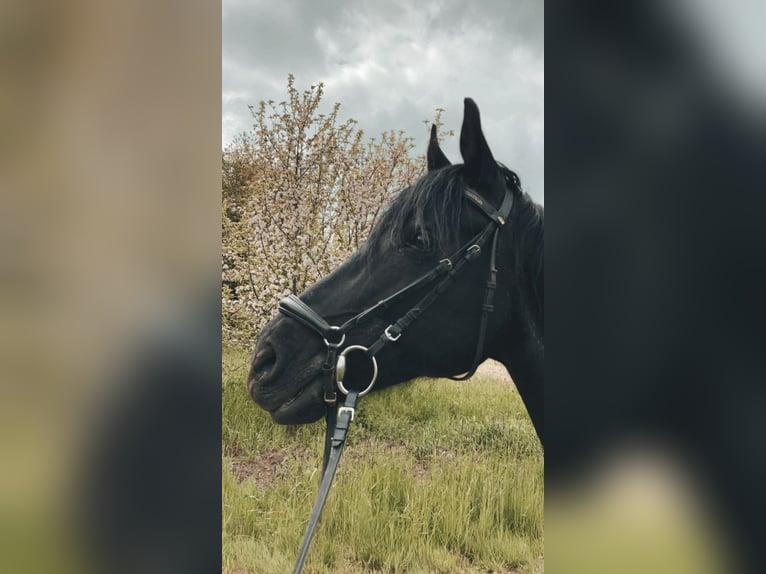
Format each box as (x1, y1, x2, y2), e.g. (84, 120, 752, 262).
(247, 99, 543, 444)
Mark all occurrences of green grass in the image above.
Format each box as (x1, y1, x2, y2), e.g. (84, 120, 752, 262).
(223, 347, 543, 573)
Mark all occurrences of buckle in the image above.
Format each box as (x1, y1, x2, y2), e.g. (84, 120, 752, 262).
(466, 244, 481, 259)
(384, 325, 401, 342)
(338, 406, 355, 421)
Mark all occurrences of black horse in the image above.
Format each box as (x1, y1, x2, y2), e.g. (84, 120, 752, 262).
(247, 98, 544, 445)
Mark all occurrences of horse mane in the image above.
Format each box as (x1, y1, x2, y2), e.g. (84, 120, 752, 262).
(513, 195, 544, 336)
(486, 163, 543, 337)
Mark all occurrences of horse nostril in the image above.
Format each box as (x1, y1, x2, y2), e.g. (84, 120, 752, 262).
(249, 344, 277, 386)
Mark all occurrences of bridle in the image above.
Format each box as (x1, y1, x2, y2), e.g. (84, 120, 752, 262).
(280, 182, 515, 401)
(277, 181, 514, 574)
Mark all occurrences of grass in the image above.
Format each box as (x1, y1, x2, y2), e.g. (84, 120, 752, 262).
(223, 347, 544, 573)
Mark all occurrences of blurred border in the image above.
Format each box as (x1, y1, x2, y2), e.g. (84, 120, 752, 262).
(0, 1, 222, 572)
(546, 2, 766, 573)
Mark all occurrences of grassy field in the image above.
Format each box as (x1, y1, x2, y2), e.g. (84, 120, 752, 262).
(223, 348, 544, 573)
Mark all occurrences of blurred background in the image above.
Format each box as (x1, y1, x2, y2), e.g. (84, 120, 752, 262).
(547, 1, 766, 573)
(0, 1, 220, 572)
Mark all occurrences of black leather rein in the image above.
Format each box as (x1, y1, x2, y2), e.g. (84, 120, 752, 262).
(278, 184, 514, 574)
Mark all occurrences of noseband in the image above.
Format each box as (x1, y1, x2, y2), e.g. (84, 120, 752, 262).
(278, 183, 514, 573)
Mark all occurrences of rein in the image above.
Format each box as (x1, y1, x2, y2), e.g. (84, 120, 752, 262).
(278, 184, 514, 574)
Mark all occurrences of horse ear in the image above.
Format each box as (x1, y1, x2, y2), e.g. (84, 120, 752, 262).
(427, 124, 451, 171)
(459, 98, 496, 180)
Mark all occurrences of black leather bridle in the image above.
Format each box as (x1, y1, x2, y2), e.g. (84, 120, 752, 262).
(278, 182, 514, 574)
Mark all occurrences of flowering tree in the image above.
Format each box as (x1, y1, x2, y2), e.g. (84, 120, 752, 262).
(222, 76, 451, 346)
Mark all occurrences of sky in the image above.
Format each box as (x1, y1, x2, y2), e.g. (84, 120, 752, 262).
(222, 0, 544, 203)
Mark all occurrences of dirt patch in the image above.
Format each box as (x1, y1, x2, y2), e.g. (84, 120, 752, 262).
(227, 448, 311, 487)
(476, 359, 512, 381)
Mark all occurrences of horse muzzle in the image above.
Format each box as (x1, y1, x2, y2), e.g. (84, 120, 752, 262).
(247, 316, 328, 423)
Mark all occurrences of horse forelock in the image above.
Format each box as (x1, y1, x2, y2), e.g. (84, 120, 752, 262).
(364, 163, 526, 262)
(363, 165, 465, 261)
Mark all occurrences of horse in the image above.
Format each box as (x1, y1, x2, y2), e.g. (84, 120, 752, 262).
(247, 98, 544, 446)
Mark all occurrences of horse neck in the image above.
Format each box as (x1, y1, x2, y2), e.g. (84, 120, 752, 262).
(493, 204, 544, 445)
(499, 329, 543, 447)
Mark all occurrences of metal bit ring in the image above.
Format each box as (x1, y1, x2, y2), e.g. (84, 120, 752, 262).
(335, 345, 378, 397)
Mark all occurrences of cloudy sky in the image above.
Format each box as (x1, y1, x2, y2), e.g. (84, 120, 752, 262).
(222, 0, 544, 202)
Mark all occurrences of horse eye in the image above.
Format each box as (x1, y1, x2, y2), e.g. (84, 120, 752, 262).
(404, 228, 428, 251)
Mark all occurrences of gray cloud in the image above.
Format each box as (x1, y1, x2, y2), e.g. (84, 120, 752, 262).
(223, 0, 543, 202)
